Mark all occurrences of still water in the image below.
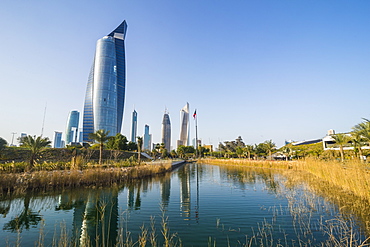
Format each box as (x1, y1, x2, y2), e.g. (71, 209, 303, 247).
(0, 163, 366, 246)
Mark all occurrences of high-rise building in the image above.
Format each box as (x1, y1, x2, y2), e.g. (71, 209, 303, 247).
(65, 110, 80, 144)
(178, 103, 190, 147)
(53, 131, 63, 148)
(161, 112, 171, 151)
(83, 20, 128, 141)
(143, 124, 151, 151)
(131, 110, 137, 143)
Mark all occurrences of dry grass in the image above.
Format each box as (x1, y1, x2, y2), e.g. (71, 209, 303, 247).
(0, 161, 172, 196)
(201, 158, 370, 202)
(201, 158, 370, 236)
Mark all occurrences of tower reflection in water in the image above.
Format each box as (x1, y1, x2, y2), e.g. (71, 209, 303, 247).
(57, 188, 119, 247)
(54, 164, 200, 245)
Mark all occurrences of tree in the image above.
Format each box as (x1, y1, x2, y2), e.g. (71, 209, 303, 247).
(353, 118, 370, 145)
(20, 135, 51, 169)
(0, 137, 7, 150)
(264, 140, 276, 160)
(106, 133, 128, 150)
(350, 131, 365, 161)
(331, 133, 351, 162)
(137, 136, 143, 164)
(88, 129, 111, 165)
(244, 145, 254, 160)
(281, 146, 291, 161)
(198, 146, 210, 157)
(235, 146, 244, 158)
(127, 141, 137, 151)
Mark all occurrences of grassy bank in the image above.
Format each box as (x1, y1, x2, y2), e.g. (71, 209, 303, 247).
(201, 158, 370, 234)
(0, 161, 172, 196)
(201, 158, 370, 201)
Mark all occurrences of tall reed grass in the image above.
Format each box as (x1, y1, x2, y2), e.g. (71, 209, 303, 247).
(201, 158, 370, 236)
(0, 161, 172, 196)
(201, 158, 370, 202)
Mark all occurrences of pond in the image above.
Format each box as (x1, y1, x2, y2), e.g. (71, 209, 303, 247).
(0, 163, 367, 246)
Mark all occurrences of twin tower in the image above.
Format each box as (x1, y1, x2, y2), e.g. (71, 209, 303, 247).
(82, 20, 128, 141)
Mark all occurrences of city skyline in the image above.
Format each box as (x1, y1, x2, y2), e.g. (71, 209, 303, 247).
(82, 20, 128, 141)
(1, 1, 370, 148)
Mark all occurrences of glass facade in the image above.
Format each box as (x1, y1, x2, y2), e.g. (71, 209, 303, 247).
(65, 110, 80, 144)
(53, 131, 63, 148)
(162, 112, 171, 151)
(83, 20, 127, 141)
(131, 110, 137, 143)
(143, 124, 151, 151)
(178, 103, 189, 147)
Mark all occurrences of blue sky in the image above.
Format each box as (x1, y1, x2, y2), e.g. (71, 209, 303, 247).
(1, 0, 370, 148)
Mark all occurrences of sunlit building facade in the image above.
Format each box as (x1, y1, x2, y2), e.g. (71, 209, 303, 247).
(162, 112, 171, 151)
(177, 102, 189, 147)
(65, 110, 80, 144)
(83, 20, 128, 141)
(53, 131, 63, 148)
(143, 124, 151, 151)
(131, 110, 137, 143)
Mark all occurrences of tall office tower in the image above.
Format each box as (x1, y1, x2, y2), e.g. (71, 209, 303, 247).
(83, 20, 128, 141)
(177, 102, 190, 148)
(131, 110, 137, 142)
(161, 112, 171, 151)
(65, 110, 80, 144)
(143, 124, 151, 151)
(53, 131, 63, 148)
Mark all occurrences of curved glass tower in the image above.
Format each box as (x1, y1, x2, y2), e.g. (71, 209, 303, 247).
(162, 112, 171, 151)
(178, 102, 189, 147)
(83, 20, 128, 141)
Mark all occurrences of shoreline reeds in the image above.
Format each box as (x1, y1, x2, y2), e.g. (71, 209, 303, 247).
(0, 161, 172, 196)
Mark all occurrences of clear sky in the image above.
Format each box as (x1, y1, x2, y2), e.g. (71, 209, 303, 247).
(1, 0, 370, 148)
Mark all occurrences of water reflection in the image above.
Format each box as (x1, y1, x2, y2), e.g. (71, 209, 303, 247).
(0, 164, 368, 246)
(3, 193, 42, 232)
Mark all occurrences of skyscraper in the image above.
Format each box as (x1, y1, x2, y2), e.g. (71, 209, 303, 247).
(143, 124, 151, 151)
(65, 110, 80, 144)
(131, 110, 137, 143)
(53, 131, 63, 148)
(161, 112, 171, 151)
(83, 20, 128, 141)
(177, 103, 190, 147)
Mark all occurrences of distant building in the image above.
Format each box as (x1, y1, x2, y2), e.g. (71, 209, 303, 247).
(131, 110, 138, 143)
(143, 124, 151, 151)
(65, 110, 80, 145)
(82, 20, 128, 141)
(178, 103, 189, 148)
(203, 144, 213, 152)
(53, 131, 63, 148)
(162, 112, 171, 151)
(192, 138, 202, 148)
(78, 128, 83, 142)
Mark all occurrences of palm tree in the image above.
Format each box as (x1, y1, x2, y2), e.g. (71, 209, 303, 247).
(137, 136, 143, 164)
(20, 135, 51, 169)
(353, 118, 370, 145)
(282, 146, 291, 161)
(331, 133, 350, 162)
(244, 145, 254, 160)
(88, 129, 111, 165)
(264, 140, 276, 160)
(350, 131, 364, 161)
